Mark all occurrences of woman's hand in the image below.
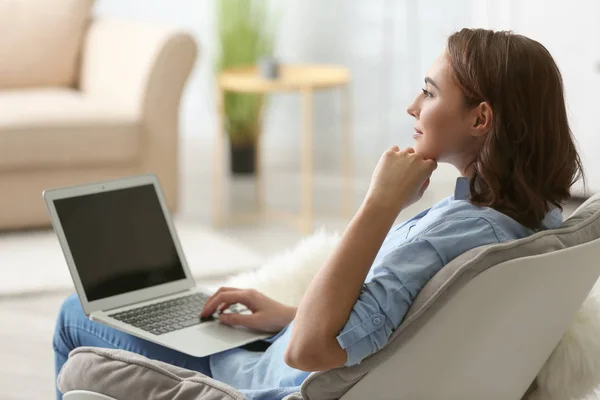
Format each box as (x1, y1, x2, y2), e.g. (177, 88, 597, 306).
(200, 287, 297, 333)
(365, 146, 437, 215)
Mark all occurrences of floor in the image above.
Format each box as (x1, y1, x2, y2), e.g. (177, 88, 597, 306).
(0, 136, 587, 399)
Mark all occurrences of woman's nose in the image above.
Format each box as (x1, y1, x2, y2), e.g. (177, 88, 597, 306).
(406, 96, 420, 118)
(406, 104, 418, 119)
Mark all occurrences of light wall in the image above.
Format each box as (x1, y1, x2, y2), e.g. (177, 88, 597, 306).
(95, 0, 600, 192)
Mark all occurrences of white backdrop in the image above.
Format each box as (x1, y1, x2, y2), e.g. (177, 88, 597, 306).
(95, 0, 600, 192)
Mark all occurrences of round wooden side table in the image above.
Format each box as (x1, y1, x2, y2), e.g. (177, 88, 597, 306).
(213, 64, 353, 233)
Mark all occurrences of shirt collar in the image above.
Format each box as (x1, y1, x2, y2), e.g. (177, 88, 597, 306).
(453, 176, 564, 229)
(540, 207, 564, 230)
(454, 177, 471, 200)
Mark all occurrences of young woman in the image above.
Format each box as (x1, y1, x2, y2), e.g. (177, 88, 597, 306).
(54, 28, 583, 400)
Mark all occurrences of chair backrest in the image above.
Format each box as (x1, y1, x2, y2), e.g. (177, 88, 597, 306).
(299, 194, 600, 400)
(341, 238, 600, 400)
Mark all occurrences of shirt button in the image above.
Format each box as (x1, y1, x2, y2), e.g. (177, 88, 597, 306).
(373, 317, 381, 325)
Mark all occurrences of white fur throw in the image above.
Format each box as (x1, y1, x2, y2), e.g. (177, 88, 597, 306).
(223, 231, 600, 400)
(532, 279, 600, 400)
(224, 230, 341, 307)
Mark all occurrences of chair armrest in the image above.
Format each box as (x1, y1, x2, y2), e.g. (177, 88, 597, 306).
(63, 390, 118, 400)
(79, 18, 198, 209)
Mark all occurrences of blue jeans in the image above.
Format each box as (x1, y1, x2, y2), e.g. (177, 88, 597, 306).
(53, 294, 212, 400)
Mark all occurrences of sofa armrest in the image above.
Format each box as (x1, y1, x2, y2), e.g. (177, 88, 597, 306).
(79, 18, 198, 210)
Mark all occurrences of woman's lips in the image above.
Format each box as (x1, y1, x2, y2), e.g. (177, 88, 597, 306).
(413, 128, 423, 139)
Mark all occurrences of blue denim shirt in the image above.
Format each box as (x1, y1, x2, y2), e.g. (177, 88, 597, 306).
(209, 178, 563, 400)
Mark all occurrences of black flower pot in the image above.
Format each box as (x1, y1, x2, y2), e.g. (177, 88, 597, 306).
(230, 143, 256, 175)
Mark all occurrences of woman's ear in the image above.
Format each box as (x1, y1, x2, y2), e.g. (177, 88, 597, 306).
(471, 101, 493, 137)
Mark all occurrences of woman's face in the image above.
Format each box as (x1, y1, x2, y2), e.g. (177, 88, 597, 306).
(406, 52, 483, 173)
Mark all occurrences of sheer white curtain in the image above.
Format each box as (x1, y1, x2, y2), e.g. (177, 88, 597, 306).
(262, 0, 474, 174)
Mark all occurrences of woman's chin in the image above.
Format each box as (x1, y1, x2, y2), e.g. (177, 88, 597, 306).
(413, 142, 436, 159)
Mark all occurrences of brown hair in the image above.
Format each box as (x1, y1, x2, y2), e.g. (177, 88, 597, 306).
(447, 28, 584, 230)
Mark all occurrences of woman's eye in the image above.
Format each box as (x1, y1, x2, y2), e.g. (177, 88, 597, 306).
(421, 88, 433, 98)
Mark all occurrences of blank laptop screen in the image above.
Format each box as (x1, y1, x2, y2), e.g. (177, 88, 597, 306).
(53, 184, 186, 301)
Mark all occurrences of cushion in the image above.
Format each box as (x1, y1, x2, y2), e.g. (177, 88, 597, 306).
(57, 347, 247, 400)
(0, 88, 140, 171)
(0, 0, 93, 89)
(298, 193, 600, 400)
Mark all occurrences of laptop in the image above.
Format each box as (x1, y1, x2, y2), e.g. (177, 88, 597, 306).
(43, 174, 270, 357)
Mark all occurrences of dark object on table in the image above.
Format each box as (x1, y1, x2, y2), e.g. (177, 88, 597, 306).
(258, 56, 280, 79)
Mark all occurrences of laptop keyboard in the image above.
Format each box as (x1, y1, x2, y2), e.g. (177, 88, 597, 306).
(109, 293, 215, 336)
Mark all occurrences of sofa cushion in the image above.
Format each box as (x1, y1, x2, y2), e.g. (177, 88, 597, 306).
(0, 0, 93, 89)
(58, 347, 247, 400)
(0, 88, 140, 171)
(298, 194, 600, 400)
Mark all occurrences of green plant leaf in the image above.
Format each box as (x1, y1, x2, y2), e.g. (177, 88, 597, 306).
(215, 0, 278, 144)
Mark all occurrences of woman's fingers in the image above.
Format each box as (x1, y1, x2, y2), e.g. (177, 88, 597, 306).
(201, 287, 240, 315)
(424, 158, 438, 172)
(216, 301, 243, 313)
(217, 312, 255, 329)
(205, 287, 238, 302)
(201, 289, 257, 317)
(201, 291, 242, 317)
(214, 302, 232, 313)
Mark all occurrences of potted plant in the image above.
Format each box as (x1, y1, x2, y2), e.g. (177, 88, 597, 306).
(215, 0, 276, 175)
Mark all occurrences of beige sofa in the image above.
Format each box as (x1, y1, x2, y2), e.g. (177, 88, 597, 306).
(0, 0, 197, 230)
